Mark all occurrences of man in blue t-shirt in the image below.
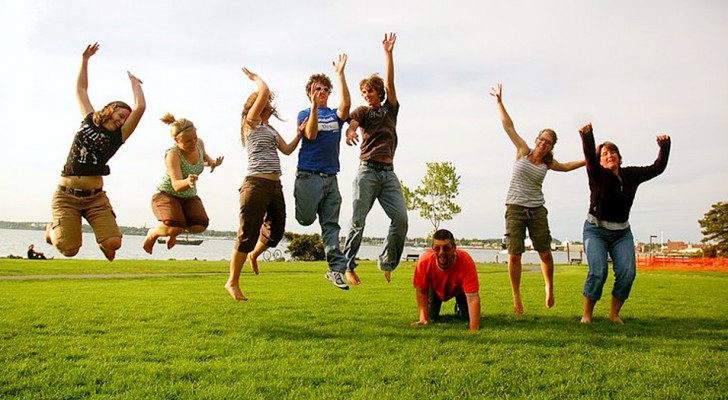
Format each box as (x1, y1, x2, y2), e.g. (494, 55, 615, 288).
(295, 54, 351, 290)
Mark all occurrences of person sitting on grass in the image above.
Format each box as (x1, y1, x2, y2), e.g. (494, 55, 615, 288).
(27, 244, 48, 260)
(143, 113, 223, 254)
(411, 229, 481, 331)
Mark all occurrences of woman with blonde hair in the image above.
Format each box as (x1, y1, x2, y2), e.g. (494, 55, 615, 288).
(46, 42, 145, 261)
(225, 68, 303, 301)
(142, 113, 223, 254)
(490, 83, 585, 314)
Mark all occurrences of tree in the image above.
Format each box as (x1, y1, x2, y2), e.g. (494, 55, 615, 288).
(698, 201, 728, 257)
(284, 232, 325, 261)
(402, 161, 462, 233)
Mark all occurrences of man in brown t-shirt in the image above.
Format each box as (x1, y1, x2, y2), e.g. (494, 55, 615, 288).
(343, 32, 408, 284)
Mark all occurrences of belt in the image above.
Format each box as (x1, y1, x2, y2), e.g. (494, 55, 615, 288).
(362, 160, 394, 171)
(58, 185, 102, 197)
(299, 170, 336, 178)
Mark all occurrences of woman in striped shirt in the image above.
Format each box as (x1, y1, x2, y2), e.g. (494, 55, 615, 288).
(490, 84, 585, 315)
(225, 68, 303, 301)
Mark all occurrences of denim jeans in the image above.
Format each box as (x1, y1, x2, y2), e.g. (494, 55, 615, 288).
(582, 220, 636, 302)
(294, 171, 347, 273)
(428, 289, 469, 322)
(343, 163, 408, 272)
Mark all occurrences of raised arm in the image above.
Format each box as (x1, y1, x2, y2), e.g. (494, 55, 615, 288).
(579, 123, 600, 173)
(334, 54, 351, 121)
(121, 71, 146, 142)
(76, 43, 99, 117)
(382, 33, 397, 106)
(489, 84, 529, 157)
(198, 138, 224, 173)
(304, 86, 319, 140)
(242, 67, 270, 123)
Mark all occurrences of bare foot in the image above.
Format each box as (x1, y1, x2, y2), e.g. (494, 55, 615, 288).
(224, 283, 248, 301)
(383, 270, 391, 283)
(142, 229, 158, 254)
(45, 223, 53, 245)
(100, 246, 115, 262)
(609, 315, 624, 324)
(545, 286, 555, 309)
(166, 235, 177, 250)
(249, 254, 259, 275)
(580, 316, 591, 324)
(513, 296, 524, 315)
(346, 270, 361, 285)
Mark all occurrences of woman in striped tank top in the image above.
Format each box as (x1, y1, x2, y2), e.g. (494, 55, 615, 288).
(490, 84, 585, 315)
(142, 113, 223, 254)
(225, 68, 303, 301)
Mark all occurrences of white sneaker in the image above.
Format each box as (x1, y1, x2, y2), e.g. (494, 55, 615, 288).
(325, 271, 350, 290)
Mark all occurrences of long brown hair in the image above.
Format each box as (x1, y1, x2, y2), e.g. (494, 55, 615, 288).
(92, 101, 131, 127)
(240, 91, 282, 146)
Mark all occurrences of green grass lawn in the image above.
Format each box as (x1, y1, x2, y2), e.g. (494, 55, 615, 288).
(0, 259, 726, 399)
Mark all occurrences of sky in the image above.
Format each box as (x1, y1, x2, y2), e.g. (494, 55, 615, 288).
(1, 0, 726, 245)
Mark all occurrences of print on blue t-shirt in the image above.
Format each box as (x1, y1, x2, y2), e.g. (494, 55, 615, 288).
(297, 107, 343, 174)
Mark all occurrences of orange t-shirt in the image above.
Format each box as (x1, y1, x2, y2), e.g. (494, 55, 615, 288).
(413, 249, 479, 301)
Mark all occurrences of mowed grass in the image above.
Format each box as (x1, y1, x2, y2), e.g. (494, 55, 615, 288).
(0, 259, 726, 399)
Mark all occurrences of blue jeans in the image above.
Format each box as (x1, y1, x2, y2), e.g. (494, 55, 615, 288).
(343, 163, 408, 272)
(582, 220, 636, 302)
(294, 171, 347, 273)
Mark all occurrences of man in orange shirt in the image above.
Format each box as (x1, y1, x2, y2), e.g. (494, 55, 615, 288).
(412, 229, 481, 331)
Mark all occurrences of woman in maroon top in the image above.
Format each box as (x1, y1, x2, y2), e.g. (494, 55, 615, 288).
(46, 42, 145, 261)
(579, 123, 670, 324)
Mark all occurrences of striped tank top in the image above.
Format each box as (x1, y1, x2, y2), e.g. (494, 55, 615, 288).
(244, 122, 281, 176)
(157, 144, 204, 198)
(505, 153, 548, 208)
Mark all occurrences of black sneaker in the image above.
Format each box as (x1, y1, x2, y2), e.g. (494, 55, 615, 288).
(325, 271, 350, 290)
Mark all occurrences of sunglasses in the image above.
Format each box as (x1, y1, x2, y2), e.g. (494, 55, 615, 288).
(314, 87, 331, 93)
(431, 244, 453, 253)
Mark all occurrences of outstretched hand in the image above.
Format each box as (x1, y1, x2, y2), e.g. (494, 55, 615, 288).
(297, 117, 309, 137)
(333, 53, 348, 75)
(579, 123, 593, 135)
(82, 43, 100, 60)
(382, 32, 397, 52)
(242, 67, 258, 81)
(209, 156, 224, 173)
(345, 129, 359, 146)
(489, 84, 503, 103)
(127, 71, 143, 85)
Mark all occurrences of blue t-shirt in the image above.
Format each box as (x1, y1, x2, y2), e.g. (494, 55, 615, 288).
(296, 107, 343, 174)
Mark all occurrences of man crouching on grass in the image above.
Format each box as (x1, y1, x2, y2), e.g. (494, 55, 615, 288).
(411, 229, 481, 331)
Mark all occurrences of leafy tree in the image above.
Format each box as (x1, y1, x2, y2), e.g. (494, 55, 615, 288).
(698, 201, 728, 257)
(402, 161, 462, 233)
(284, 232, 325, 261)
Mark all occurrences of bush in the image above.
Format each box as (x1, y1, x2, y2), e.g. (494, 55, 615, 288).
(285, 232, 325, 261)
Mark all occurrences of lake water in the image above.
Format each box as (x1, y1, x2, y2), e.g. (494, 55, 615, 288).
(0, 228, 582, 265)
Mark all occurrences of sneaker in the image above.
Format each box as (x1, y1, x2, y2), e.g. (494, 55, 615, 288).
(325, 271, 350, 290)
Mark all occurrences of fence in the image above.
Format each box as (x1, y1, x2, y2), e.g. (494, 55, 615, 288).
(637, 255, 728, 272)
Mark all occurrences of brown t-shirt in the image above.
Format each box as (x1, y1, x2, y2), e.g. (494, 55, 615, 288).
(349, 101, 399, 161)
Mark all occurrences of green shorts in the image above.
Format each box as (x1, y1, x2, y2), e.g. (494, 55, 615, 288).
(504, 204, 552, 254)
